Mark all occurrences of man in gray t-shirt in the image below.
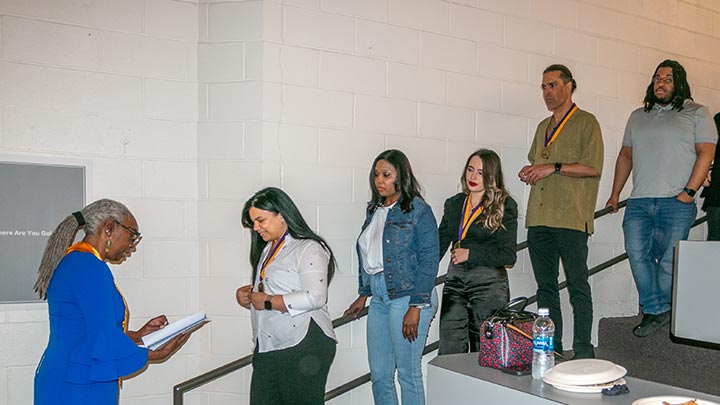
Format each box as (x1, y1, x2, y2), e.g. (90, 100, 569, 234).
(606, 60, 717, 338)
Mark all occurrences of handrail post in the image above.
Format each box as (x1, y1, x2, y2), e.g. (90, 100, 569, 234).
(173, 386, 184, 405)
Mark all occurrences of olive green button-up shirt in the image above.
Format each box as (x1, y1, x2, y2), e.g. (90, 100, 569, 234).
(525, 108, 604, 234)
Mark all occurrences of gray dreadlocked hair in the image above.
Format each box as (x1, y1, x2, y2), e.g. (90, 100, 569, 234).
(34, 199, 132, 299)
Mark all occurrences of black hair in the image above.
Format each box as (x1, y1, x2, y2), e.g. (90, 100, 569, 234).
(544, 64, 577, 93)
(241, 187, 336, 283)
(368, 149, 424, 214)
(643, 59, 692, 112)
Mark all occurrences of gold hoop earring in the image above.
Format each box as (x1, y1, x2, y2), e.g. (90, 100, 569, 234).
(105, 239, 112, 253)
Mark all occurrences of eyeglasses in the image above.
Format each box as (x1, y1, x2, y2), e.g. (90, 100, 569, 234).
(653, 76, 673, 85)
(114, 220, 142, 245)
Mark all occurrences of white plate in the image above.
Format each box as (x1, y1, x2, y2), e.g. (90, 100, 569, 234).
(546, 378, 626, 394)
(543, 359, 626, 386)
(632, 396, 720, 405)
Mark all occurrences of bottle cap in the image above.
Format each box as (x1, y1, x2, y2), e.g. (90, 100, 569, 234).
(538, 308, 549, 316)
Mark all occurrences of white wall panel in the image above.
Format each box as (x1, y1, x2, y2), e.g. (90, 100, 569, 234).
(51, 0, 144, 33)
(357, 19, 419, 64)
(449, 4, 503, 44)
(322, 0, 389, 22)
(284, 6, 356, 53)
(355, 94, 418, 135)
(420, 32, 476, 74)
(389, 0, 449, 34)
(387, 63, 446, 103)
(3, 17, 99, 69)
(319, 52, 386, 96)
(447, 72, 502, 111)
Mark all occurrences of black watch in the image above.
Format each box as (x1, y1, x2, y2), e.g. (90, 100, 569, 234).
(264, 295, 273, 310)
(554, 162, 562, 174)
(683, 187, 696, 197)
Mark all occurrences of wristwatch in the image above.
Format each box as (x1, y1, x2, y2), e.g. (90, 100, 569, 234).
(683, 187, 696, 197)
(554, 162, 562, 174)
(264, 295, 273, 310)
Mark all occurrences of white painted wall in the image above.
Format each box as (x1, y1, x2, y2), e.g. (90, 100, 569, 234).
(2, 0, 719, 404)
(0, 0, 201, 404)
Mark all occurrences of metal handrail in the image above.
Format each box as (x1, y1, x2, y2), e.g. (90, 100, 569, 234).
(172, 199, 704, 403)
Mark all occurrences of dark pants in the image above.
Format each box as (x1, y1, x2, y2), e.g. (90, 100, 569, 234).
(439, 263, 510, 355)
(528, 226, 593, 354)
(707, 206, 720, 241)
(250, 320, 336, 405)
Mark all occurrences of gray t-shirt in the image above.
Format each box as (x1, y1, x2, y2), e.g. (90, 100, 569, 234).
(622, 99, 717, 198)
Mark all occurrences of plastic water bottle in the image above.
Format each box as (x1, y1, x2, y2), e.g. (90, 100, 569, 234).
(532, 307, 555, 380)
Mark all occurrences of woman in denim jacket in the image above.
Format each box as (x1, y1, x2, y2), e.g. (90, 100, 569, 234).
(344, 149, 440, 405)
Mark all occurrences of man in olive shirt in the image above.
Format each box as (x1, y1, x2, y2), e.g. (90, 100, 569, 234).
(519, 65, 604, 359)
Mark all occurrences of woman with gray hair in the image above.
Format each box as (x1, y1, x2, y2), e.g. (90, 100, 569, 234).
(34, 199, 200, 405)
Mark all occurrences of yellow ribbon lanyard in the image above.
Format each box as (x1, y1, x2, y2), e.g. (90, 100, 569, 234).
(544, 103, 578, 149)
(456, 196, 484, 245)
(65, 241, 130, 388)
(258, 231, 288, 290)
(65, 241, 129, 332)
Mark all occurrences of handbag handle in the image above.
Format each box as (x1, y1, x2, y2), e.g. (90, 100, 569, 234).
(483, 297, 534, 338)
(503, 296, 529, 312)
(488, 296, 534, 321)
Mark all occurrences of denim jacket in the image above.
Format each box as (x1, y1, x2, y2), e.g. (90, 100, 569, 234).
(356, 196, 440, 305)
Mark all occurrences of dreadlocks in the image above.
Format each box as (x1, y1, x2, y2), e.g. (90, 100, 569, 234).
(643, 59, 692, 112)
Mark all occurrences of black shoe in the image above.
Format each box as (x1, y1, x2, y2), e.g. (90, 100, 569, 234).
(571, 347, 595, 360)
(632, 311, 670, 337)
(654, 311, 671, 327)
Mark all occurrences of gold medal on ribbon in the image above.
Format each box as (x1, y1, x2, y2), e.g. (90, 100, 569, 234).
(257, 231, 288, 292)
(456, 196, 483, 246)
(542, 103, 578, 160)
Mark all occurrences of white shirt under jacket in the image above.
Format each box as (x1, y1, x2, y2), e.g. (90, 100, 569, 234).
(252, 235, 336, 353)
(357, 204, 392, 275)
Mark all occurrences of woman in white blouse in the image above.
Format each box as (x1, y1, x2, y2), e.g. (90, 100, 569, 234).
(236, 187, 337, 405)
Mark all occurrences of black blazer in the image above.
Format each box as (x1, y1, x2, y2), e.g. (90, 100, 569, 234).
(438, 192, 518, 269)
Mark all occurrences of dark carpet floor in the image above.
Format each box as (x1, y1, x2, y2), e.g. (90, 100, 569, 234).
(593, 314, 720, 396)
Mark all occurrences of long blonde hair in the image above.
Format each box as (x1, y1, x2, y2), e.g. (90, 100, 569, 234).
(460, 148, 509, 232)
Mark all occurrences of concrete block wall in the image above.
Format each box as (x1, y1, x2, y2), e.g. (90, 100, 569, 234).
(0, 1, 200, 404)
(194, 1, 720, 404)
(3, 0, 720, 404)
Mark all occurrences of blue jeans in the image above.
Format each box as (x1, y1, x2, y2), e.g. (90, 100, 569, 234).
(623, 197, 697, 315)
(367, 273, 438, 405)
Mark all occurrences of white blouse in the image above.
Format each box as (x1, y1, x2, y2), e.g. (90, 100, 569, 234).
(251, 235, 336, 353)
(358, 204, 392, 275)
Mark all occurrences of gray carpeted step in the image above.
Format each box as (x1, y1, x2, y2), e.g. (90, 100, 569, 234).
(595, 314, 720, 396)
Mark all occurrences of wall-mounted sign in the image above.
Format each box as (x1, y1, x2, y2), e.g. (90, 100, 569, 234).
(0, 161, 85, 303)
